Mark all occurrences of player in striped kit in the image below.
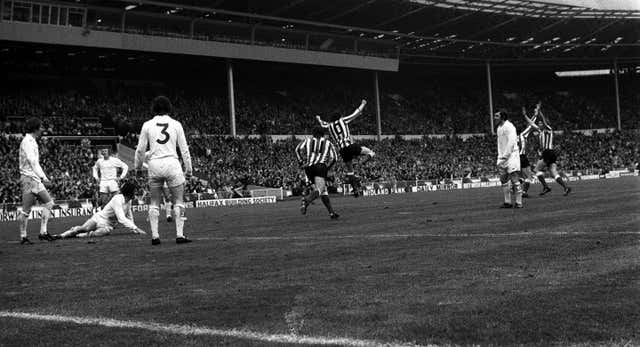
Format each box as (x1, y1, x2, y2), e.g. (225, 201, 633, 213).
(93, 148, 129, 207)
(519, 104, 540, 198)
(295, 127, 339, 219)
(17, 117, 56, 244)
(524, 106, 572, 196)
(316, 99, 375, 197)
(134, 96, 193, 245)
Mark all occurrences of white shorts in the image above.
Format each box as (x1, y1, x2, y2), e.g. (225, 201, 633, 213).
(89, 215, 114, 233)
(99, 180, 120, 194)
(147, 158, 185, 189)
(20, 176, 46, 195)
(499, 153, 521, 174)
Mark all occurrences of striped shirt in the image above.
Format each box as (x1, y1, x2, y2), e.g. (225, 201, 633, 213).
(318, 107, 363, 149)
(295, 137, 337, 168)
(536, 126, 554, 151)
(518, 125, 534, 155)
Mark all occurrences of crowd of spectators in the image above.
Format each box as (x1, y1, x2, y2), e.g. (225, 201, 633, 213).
(1, 76, 637, 136)
(1, 129, 636, 204)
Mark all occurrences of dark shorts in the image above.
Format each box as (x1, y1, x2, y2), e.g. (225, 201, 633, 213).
(305, 163, 329, 181)
(519, 154, 530, 168)
(541, 149, 557, 165)
(339, 143, 363, 163)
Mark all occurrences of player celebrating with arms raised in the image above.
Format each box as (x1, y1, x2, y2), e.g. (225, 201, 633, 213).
(55, 182, 145, 239)
(519, 103, 540, 198)
(495, 110, 523, 208)
(316, 99, 375, 197)
(17, 117, 56, 244)
(93, 148, 128, 207)
(295, 127, 339, 219)
(134, 96, 193, 245)
(524, 104, 572, 196)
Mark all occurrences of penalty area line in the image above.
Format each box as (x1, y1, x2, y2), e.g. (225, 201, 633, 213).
(0, 311, 429, 347)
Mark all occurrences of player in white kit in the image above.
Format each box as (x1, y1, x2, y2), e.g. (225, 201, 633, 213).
(495, 110, 523, 209)
(54, 182, 145, 238)
(134, 96, 193, 245)
(17, 117, 56, 244)
(93, 148, 129, 207)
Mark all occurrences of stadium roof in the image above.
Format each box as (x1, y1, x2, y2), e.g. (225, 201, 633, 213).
(69, 0, 640, 65)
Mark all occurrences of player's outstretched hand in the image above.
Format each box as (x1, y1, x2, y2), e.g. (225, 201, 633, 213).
(361, 99, 367, 106)
(42, 177, 51, 186)
(185, 170, 193, 179)
(133, 228, 146, 235)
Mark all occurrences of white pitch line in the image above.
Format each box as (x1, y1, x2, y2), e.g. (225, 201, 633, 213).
(0, 311, 430, 347)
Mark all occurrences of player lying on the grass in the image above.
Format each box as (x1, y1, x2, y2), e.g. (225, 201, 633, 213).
(55, 182, 145, 239)
(524, 105, 572, 196)
(316, 99, 375, 198)
(295, 127, 340, 219)
(93, 148, 128, 207)
(519, 103, 539, 198)
(18, 117, 57, 244)
(495, 110, 523, 208)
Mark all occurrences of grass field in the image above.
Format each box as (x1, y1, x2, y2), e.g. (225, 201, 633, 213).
(1, 177, 639, 347)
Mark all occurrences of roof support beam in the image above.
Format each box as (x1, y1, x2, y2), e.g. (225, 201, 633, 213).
(467, 17, 518, 40)
(374, 6, 426, 28)
(325, 0, 377, 22)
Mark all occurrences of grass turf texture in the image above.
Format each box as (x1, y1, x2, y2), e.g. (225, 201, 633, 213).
(1, 177, 639, 346)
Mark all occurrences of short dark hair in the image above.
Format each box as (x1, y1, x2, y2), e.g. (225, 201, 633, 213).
(25, 117, 42, 133)
(494, 110, 508, 121)
(312, 127, 325, 139)
(151, 96, 172, 115)
(120, 182, 137, 200)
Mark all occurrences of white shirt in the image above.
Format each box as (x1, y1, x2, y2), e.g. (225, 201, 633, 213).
(93, 157, 128, 181)
(19, 133, 47, 181)
(497, 120, 519, 161)
(134, 114, 192, 174)
(96, 194, 137, 230)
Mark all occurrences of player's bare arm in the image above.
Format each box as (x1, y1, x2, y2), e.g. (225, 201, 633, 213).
(343, 99, 367, 123)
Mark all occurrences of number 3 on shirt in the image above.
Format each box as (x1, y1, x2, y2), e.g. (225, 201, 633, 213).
(156, 123, 170, 144)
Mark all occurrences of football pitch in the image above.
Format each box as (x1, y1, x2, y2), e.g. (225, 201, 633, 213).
(1, 177, 639, 346)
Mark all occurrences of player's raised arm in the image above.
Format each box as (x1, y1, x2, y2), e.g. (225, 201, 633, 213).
(134, 124, 149, 171)
(524, 113, 540, 131)
(343, 99, 367, 123)
(539, 109, 552, 131)
(316, 115, 330, 128)
(176, 122, 192, 177)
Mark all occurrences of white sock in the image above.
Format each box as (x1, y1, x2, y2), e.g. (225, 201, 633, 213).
(40, 202, 53, 235)
(18, 211, 29, 238)
(174, 204, 185, 238)
(513, 182, 523, 205)
(149, 206, 160, 239)
(502, 183, 511, 204)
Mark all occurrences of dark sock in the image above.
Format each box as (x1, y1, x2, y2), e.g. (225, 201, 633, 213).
(523, 181, 530, 193)
(305, 191, 319, 204)
(555, 177, 568, 189)
(321, 195, 334, 214)
(537, 175, 548, 189)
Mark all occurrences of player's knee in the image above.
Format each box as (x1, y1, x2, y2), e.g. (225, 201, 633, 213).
(43, 201, 54, 210)
(553, 174, 561, 180)
(19, 209, 30, 218)
(149, 206, 160, 217)
(536, 171, 545, 177)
